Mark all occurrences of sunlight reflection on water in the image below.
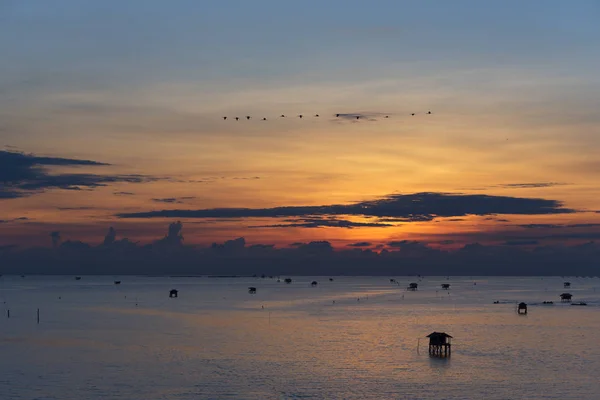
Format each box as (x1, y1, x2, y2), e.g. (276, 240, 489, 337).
(1, 275, 599, 399)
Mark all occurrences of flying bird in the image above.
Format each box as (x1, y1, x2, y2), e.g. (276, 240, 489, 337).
(314, 114, 319, 117)
(298, 114, 303, 118)
(235, 117, 239, 121)
(427, 111, 432, 114)
(411, 113, 415, 116)
(335, 114, 340, 117)
(223, 117, 227, 120)
(356, 116, 360, 120)
(280, 114, 286, 117)
(384, 116, 389, 118)
(246, 116, 251, 120)
(262, 117, 267, 121)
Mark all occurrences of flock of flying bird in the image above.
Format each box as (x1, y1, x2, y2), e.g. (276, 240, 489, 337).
(222, 111, 433, 121)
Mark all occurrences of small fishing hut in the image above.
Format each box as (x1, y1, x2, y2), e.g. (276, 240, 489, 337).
(441, 283, 450, 290)
(169, 289, 178, 298)
(407, 282, 418, 291)
(284, 278, 292, 284)
(114, 280, 121, 285)
(517, 302, 527, 314)
(248, 287, 257, 294)
(311, 281, 318, 286)
(427, 332, 452, 357)
(75, 276, 82, 281)
(390, 278, 396, 284)
(564, 282, 571, 288)
(329, 278, 334, 282)
(560, 293, 572, 302)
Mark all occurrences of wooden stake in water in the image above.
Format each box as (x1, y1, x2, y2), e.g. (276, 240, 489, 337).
(6, 309, 9, 318)
(268, 311, 271, 325)
(37, 308, 40, 324)
(417, 338, 420, 354)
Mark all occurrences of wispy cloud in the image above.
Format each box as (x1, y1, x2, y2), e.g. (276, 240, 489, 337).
(497, 182, 567, 189)
(0, 217, 28, 223)
(250, 217, 394, 229)
(57, 206, 98, 211)
(152, 196, 196, 204)
(518, 223, 600, 229)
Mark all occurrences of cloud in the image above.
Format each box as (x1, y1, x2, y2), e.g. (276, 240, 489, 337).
(57, 206, 98, 211)
(118, 192, 575, 224)
(114, 191, 136, 196)
(347, 242, 372, 247)
(103, 227, 116, 246)
(0, 217, 28, 223)
(1, 150, 157, 199)
(249, 217, 395, 229)
(50, 231, 61, 248)
(2, 221, 600, 276)
(503, 240, 539, 246)
(152, 196, 196, 204)
(497, 182, 566, 189)
(332, 112, 389, 122)
(518, 223, 600, 229)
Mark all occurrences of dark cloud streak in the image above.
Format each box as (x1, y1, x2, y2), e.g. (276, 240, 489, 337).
(1, 150, 158, 199)
(118, 193, 575, 225)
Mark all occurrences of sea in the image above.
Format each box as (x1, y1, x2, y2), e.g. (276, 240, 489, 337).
(1, 275, 599, 400)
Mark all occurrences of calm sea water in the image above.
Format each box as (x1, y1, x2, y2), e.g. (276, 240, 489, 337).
(1, 275, 599, 400)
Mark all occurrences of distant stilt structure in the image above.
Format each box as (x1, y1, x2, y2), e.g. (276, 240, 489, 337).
(564, 282, 571, 288)
(441, 283, 450, 290)
(169, 289, 178, 298)
(407, 282, 418, 291)
(560, 293, 573, 302)
(427, 332, 452, 357)
(517, 302, 527, 314)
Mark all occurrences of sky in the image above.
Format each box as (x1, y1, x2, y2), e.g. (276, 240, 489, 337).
(2, 0, 600, 255)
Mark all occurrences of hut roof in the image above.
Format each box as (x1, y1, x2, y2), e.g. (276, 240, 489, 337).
(426, 331, 453, 339)
(560, 293, 572, 297)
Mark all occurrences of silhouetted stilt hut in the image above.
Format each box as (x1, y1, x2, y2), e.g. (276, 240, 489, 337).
(390, 278, 396, 284)
(169, 289, 178, 298)
(329, 278, 334, 282)
(311, 281, 318, 286)
(114, 280, 121, 285)
(284, 278, 292, 284)
(427, 332, 452, 357)
(441, 283, 450, 290)
(560, 293, 572, 302)
(517, 302, 527, 314)
(564, 282, 571, 288)
(407, 282, 418, 291)
(75, 276, 81, 280)
(248, 287, 257, 294)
